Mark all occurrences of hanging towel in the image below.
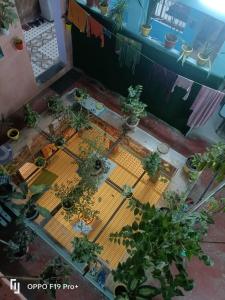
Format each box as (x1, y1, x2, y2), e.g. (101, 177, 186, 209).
(115, 34, 142, 74)
(171, 75, 194, 100)
(187, 86, 225, 129)
(68, 0, 88, 33)
(86, 16, 104, 47)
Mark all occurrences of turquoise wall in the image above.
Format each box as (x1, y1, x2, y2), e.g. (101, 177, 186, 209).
(124, 0, 225, 77)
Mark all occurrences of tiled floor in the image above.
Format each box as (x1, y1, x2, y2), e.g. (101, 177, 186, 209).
(24, 21, 60, 78)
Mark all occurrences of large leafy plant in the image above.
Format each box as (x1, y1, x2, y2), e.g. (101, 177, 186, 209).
(0, 227, 35, 261)
(192, 142, 225, 181)
(40, 256, 71, 298)
(142, 152, 161, 178)
(12, 182, 50, 220)
(47, 95, 64, 117)
(0, 0, 17, 30)
(121, 85, 147, 125)
(110, 192, 213, 300)
(71, 236, 103, 264)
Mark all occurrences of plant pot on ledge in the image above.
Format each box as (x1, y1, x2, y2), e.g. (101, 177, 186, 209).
(165, 33, 178, 49)
(197, 53, 210, 67)
(125, 117, 140, 131)
(7, 128, 20, 141)
(141, 24, 152, 37)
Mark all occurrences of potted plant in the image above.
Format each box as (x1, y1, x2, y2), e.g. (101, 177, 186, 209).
(13, 182, 49, 221)
(40, 257, 71, 298)
(141, 0, 160, 37)
(122, 184, 133, 199)
(121, 85, 147, 130)
(110, 195, 213, 300)
(183, 156, 200, 181)
(65, 19, 72, 31)
(177, 43, 193, 66)
(14, 37, 23, 50)
(165, 33, 178, 49)
(71, 236, 103, 264)
(74, 88, 88, 102)
(47, 95, 64, 117)
(24, 104, 40, 128)
(197, 42, 213, 67)
(7, 128, 19, 140)
(34, 156, 46, 168)
(0, 228, 35, 261)
(142, 152, 161, 183)
(51, 135, 66, 148)
(66, 109, 91, 133)
(0, 0, 18, 35)
(99, 0, 109, 15)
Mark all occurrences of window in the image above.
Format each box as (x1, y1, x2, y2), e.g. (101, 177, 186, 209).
(153, 0, 190, 32)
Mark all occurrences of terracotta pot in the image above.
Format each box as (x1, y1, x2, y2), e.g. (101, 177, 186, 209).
(15, 40, 23, 50)
(100, 5, 108, 15)
(7, 128, 20, 141)
(197, 53, 210, 66)
(141, 24, 152, 37)
(164, 34, 177, 49)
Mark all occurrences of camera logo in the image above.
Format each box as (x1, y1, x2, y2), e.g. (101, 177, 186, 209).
(10, 279, 20, 294)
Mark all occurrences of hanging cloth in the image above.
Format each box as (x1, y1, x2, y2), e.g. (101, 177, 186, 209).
(86, 16, 105, 47)
(187, 86, 225, 129)
(171, 75, 194, 100)
(68, 0, 88, 33)
(115, 34, 142, 74)
(149, 62, 178, 99)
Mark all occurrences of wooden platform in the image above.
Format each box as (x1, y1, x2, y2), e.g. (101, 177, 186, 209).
(24, 124, 176, 270)
(29, 150, 80, 213)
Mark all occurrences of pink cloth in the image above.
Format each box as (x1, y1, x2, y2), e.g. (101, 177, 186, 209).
(187, 86, 225, 129)
(171, 75, 194, 100)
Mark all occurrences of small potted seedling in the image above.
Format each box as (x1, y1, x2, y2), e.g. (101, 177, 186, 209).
(7, 128, 20, 140)
(74, 88, 88, 102)
(99, 0, 109, 15)
(14, 37, 23, 50)
(34, 156, 46, 168)
(47, 95, 64, 117)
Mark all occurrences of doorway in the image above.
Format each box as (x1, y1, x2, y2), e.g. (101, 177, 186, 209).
(15, 0, 63, 81)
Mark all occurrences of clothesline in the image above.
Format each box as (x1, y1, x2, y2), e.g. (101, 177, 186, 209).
(72, 0, 224, 90)
(70, 1, 225, 132)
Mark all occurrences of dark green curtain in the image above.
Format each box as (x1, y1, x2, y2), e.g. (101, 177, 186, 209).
(71, 5, 223, 134)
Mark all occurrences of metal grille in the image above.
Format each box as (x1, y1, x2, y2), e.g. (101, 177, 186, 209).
(154, 0, 187, 32)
